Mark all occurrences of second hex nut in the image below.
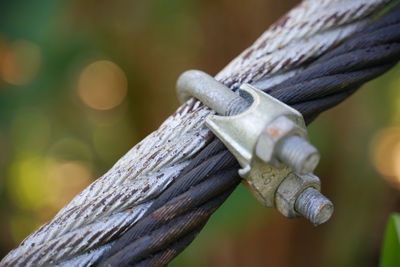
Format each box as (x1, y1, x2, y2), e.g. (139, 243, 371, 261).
(275, 173, 320, 218)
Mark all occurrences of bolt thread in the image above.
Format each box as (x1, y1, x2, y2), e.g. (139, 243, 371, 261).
(276, 135, 320, 174)
(295, 187, 333, 226)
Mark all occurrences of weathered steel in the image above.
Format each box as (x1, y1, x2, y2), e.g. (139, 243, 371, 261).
(177, 72, 330, 224)
(101, 5, 400, 263)
(1, 0, 391, 265)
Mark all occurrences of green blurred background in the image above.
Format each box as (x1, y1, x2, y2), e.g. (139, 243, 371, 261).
(0, 1, 399, 266)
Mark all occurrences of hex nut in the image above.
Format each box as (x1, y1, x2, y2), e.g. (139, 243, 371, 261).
(242, 158, 291, 207)
(275, 173, 320, 218)
(255, 115, 307, 165)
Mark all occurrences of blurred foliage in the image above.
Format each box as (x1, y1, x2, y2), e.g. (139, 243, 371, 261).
(380, 213, 400, 267)
(0, 1, 399, 266)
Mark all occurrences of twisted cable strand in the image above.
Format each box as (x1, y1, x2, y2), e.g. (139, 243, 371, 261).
(1, 1, 393, 266)
(98, 4, 400, 265)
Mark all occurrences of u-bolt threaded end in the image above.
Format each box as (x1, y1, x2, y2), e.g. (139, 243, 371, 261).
(276, 135, 320, 174)
(295, 187, 333, 226)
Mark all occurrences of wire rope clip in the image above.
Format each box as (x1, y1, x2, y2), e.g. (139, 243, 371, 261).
(176, 70, 333, 226)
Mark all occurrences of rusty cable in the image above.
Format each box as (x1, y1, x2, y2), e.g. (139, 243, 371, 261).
(98, 4, 400, 266)
(3, 1, 395, 266)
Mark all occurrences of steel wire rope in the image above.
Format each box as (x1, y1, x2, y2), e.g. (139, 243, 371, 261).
(0, 1, 395, 266)
(99, 4, 400, 266)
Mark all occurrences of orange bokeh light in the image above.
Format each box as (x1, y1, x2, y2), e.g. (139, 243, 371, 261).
(371, 127, 400, 190)
(78, 60, 128, 110)
(0, 40, 41, 85)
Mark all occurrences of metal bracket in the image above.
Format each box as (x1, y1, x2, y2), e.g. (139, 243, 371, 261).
(206, 84, 298, 206)
(176, 70, 333, 225)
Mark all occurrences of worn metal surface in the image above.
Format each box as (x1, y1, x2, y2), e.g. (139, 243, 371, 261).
(205, 83, 311, 207)
(176, 70, 248, 116)
(275, 173, 321, 218)
(275, 135, 320, 174)
(0, 0, 391, 266)
(295, 187, 334, 225)
(97, 137, 241, 266)
(255, 116, 310, 168)
(99, 5, 400, 264)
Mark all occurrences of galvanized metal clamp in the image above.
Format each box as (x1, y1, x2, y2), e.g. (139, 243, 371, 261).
(176, 70, 333, 226)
